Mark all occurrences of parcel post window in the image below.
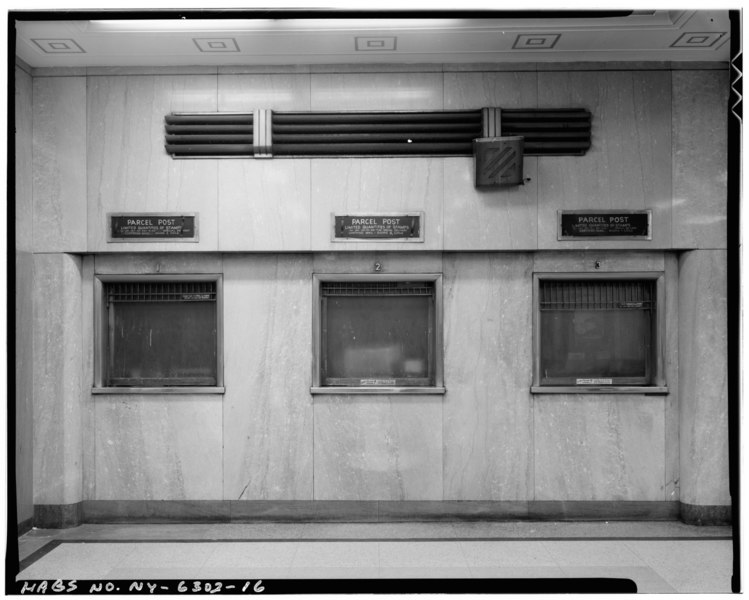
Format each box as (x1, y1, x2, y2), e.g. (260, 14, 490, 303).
(312, 275, 444, 394)
(94, 275, 224, 392)
(533, 274, 666, 392)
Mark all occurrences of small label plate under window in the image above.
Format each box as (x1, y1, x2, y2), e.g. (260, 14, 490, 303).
(576, 378, 613, 385)
(360, 378, 397, 386)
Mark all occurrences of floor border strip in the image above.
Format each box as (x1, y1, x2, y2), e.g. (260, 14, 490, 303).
(17, 536, 732, 573)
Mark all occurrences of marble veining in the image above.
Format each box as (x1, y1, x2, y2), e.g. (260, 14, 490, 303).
(87, 75, 219, 252)
(222, 255, 314, 500)
(15, 66, 33, 252)
(94, 396, 223, 500)
(536, 71, 672, 250)
(218, 160, 311, 251)
(310, 158, 443, 251)
(442, 254, 535, 500)
(310, 73, 444, 111)
(314, 396, 443, 501)
(33, 76, 87, 252)
(443, 71, 538, 109)
(533, 397, 666, 501)
(218, 73, 311, 110)
(443, 157, 538, 250)
(672, 71, 728, 249)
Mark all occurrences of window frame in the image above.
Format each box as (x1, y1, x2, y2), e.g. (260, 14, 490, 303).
(311, 273, 445, 395)
(531, 271, 668, 395)
(93, 273, 224, 394)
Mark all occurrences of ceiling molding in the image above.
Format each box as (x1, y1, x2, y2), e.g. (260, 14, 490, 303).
(14, 11, 732, 68)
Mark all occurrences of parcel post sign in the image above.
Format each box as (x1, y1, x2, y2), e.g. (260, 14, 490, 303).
(558, 210, 651, 240)
(109, 214, 198, 241)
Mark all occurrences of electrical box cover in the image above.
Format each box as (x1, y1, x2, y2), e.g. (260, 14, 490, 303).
(473, 136, 524, 188)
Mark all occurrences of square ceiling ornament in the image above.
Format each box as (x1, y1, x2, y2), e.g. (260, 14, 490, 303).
(193, 38, 240, 52)
(32, 38, 86, 53)
(513, 33, 561, 50)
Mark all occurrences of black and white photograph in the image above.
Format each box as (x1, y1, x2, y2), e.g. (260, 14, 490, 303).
(7, 4, 741, 594)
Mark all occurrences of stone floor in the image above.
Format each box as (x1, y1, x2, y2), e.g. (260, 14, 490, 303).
(12, 521, 736, 594)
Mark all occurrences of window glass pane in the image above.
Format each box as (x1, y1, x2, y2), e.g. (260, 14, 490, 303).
(324, 295, 431, 381)
(110, 301, 217, 385)
(540, 308, 651, 381)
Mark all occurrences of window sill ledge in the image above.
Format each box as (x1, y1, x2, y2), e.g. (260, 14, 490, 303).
(92, 387, 225, 395)
(531, 386, 669, 395)
(311, 386, 446, 395)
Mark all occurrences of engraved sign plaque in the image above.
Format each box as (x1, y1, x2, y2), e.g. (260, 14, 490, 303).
(558, 210, 652, 240)
(332, 213, 423, 242)
(108, 213, 198, 242)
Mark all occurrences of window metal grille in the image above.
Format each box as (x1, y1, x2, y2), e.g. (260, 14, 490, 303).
(539, 280, 655, 311)
(321, 281, 435, 297)
(106, 281, 217, 304)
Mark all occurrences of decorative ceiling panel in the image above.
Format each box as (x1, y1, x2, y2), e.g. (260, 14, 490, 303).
(31, 38, 86, 54)
(193, 38, 240, 52)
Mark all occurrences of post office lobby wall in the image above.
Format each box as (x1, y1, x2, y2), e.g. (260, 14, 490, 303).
(78, 251, 680, 512)
(29, 64, 727, 254)
(26, 64, 729, 525)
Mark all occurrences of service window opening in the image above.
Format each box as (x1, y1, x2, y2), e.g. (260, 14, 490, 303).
(96, 277, 222, 390)
(313, 275, 444, 393)
(536, 277, 662, 388)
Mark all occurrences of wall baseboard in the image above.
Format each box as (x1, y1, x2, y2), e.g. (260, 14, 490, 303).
(76, 500, 682, 524)
(30, 500, 731, 528)
(34, 503, 83, 528)
(679, 502, 732, 526)
(16, 517, 33, 536)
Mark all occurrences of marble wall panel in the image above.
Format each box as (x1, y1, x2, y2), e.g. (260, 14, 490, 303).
(310, 158, 444, 251)
(218, 160, 311, 251)
(16, 66, 33, 252)
(217, 73, 311, 110)
(533, 397, 666, 501)
(678, 250, 729, 506)
(33, 76, 87, 252)
(15, 66, 34, 524)
(533, 250, 665, 274)
(443, 71, 538, 109)
(16, 252, 34, 523)
(93, 253, 222, 275)
(93, 396, 223, 500)
(672, 70, 728, 249)
(313, 396, 443, 500)
(222, 255, 314, 500)
(663, 255, 680, 501)
(312, 251, 443, 275)
(310, 73, 443, 110)
(442, 254, 534, 500)
(87, 75, 219, 252)
(536, 71, 672, 249)
(81, 256, 96, 500)
(443, 157, 538, 250)
(33, 254, 83, 505)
